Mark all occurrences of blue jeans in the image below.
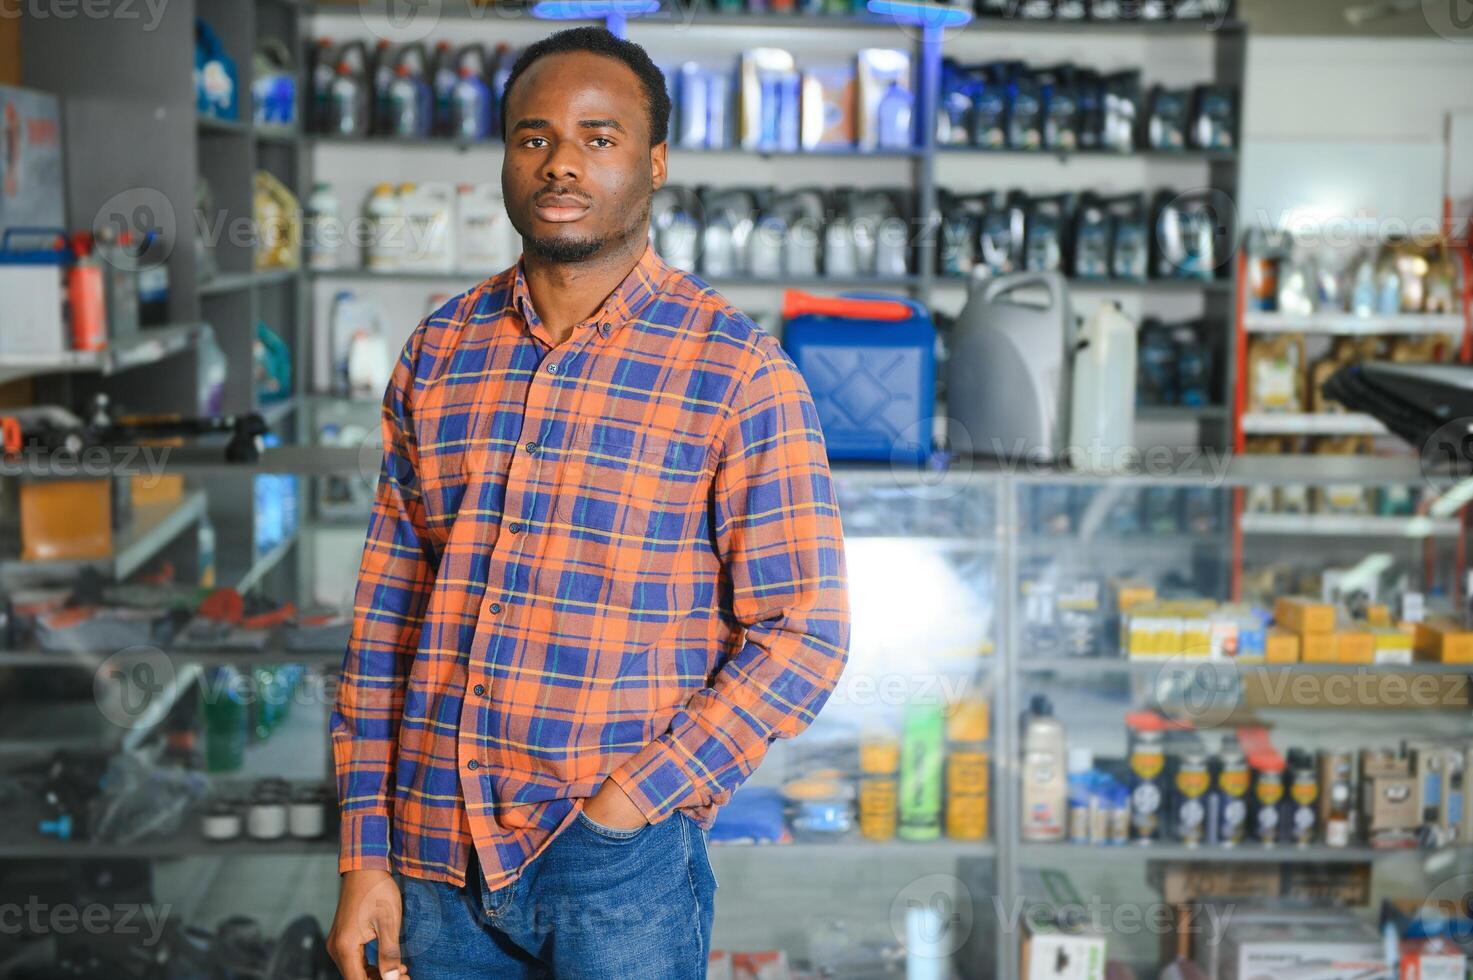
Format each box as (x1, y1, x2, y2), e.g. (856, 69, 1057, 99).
(399, 810, 717, 978)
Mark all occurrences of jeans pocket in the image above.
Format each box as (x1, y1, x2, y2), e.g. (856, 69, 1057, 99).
(577, 808, 652, 841)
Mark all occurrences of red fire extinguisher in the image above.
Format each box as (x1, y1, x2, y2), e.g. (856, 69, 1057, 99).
(67, 232, 107, 352)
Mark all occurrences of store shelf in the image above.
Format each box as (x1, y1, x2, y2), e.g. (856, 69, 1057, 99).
(0, 827, 335, 860)
(1239, 412, 1388, 436)
(308, 267, 922, 289)
(199, 269, 298, 296)
(0, 323, 202, 385)
(711, 838, 995, 857)
(306, 133, 922, 158)
(933, 276, 1231, 294)
(1244, 312, 1466, 335)
(259, 396, 298, 430)
(195, 113, 249, 136)
(935, 146, 1236, 162)
(1018, 842, 1401, 864)
(253, 124, 301, 144)
(0, 490, 208, 587)
(226, 532, 299, 595)
(1240, 512, 1461, 538)
(1018, 656, 1473, 676)
(1137, 405, 1228, 422)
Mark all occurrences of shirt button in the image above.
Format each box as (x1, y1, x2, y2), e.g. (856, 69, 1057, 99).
(488, 602, 502, 614)
(467, 760, 479, 771)
(507, 522, 523, 534)
(546, 362, 559, 375)
(473, 684, 486, 697)
(525, 441, 539, 454)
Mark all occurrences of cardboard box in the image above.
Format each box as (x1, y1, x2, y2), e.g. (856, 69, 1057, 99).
(1155, 864, 1280, 905)
(20, 480, 113, 561)
(1266, 628, 1300, 664)
(1276, 597, 1336, 635)
(1333, 630, 1376, 665)
(1399, 939, 1465, 980)
(1282, 864, 1372, 906)
(1363, 751, 1420, 843)
(1373, 626, 1414, 665)
(1415, 619, 1473, 664)
(1112, 579, 1156, 614)
(1302, 632, 1337, 664)
(1196, 909, 1387, 980)
(1022, 921, 1107, 980)
(1366, 604, 1392, 628)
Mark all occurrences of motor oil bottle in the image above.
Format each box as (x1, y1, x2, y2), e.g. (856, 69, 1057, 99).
(1173, 750, 1210, 847)
(430, 40, 458, 136)
(1214, 740, 1250, 846)
(1129, 728, 1165, 844)
(1020, 695, 1067, 842)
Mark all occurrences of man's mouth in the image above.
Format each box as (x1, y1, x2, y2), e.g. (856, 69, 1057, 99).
(534, 193, 591, 223)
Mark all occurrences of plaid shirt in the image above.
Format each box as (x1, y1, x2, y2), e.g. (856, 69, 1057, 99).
(331, 244, 851, 887)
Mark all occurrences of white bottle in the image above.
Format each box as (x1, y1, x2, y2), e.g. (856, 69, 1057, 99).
(364, 183, 404, 271)
(1068, 301, 1138, 470)
(456, 184, 513, 274)
(329, 290, 390, 396)
(1021, 695, 1068, 843)
(398, 182, 454, 273)
(307, 181, 342, 271)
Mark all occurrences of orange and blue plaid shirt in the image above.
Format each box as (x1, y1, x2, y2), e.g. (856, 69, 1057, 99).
(331, 244, 851, 888)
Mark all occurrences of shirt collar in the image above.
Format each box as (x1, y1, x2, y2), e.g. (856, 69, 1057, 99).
(510, 242, 670, 339)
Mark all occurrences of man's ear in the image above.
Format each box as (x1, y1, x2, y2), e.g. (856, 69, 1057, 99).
(651, 141, 668, 192)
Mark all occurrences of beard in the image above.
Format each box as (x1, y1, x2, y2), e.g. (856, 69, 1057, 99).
(522, 232, 606, 263)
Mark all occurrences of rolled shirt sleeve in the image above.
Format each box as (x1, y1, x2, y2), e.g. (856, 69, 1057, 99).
(610, 340, 851, 822)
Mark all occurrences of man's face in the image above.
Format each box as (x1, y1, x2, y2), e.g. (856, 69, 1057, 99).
(501, 51, 668, 264)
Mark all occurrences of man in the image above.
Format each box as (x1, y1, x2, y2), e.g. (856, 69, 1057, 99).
(327, 26, 851, 980)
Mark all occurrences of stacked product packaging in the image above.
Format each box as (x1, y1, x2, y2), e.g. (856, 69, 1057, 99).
(1022, 705, 1473, 853)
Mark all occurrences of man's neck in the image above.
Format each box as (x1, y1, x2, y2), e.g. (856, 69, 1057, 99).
(523, 239, 645, 347)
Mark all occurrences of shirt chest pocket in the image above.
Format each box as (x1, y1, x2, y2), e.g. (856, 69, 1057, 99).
(554, 423, 703, 545)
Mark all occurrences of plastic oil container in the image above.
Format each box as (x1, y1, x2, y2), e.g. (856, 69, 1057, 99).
(781, 292, 936, 465)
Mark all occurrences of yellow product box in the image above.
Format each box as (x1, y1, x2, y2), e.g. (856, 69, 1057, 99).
(1301, 631, 1336, 664)
(1125, 607, 1182, 658)
(1181, 614, 1213, 658)
(1366, 604, 1392, 628)
(1265, 628, 1300, 664)
(1275, 597, 1336, 636)
(1371, 627, 1413, 665)
(1332, 630, 1375, 665)
(1112, 579, 1157, 615)
(1414, 619, 1473, 664)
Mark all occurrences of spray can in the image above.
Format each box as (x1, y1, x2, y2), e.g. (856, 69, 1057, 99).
(1216, 742, 1250, 846)
(1129, 728, 1165, 844)
(1021, 695, 1067, 842)
(944, 698, 990, 841)
(858, 733, 900, 841)
(1253, 763, 1285, 846)
(898, 704, 943, 841)
(1320, 749, 1356, 848)
(1174, 751, 1210, 847)
(1288, 751, 1320, 848)
(67, 233, 108, 351)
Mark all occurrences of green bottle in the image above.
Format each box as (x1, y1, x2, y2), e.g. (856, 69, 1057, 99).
(898, 703, 944, 841)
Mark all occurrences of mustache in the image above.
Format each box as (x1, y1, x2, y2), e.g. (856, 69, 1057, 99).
(535, 188, 593, 204)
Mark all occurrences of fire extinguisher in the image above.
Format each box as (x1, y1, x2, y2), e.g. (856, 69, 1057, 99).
(67, 232, 107, 352)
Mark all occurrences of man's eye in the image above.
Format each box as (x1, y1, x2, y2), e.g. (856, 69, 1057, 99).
(523, 137, 548, 148)
(590, 137, 613, 147)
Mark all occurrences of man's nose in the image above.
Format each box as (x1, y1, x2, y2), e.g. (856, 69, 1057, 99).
(543, 141, 581, 183)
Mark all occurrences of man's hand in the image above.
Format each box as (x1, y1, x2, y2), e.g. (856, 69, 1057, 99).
(328, 869, 408, 980)
(583, 776, 649, 831)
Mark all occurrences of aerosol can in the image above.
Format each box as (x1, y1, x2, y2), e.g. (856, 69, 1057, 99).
(1021, 696, 1067, 842)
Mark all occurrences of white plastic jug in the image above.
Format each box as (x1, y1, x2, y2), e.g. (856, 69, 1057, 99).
(398, 182, 454, 273)
(456, 184, 513, 273)
(364, 183, 403, 271)
(1068, 300, 1138, 468)
(329, 290, 390, 397)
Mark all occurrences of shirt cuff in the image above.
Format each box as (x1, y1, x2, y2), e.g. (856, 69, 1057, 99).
(609, 734, 709, 824)
(337, 811, 393, 874)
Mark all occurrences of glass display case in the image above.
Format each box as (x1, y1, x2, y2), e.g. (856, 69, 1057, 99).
(8, 451, 1473, 979)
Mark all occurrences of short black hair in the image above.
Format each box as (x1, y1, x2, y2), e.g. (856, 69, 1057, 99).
(500, 27, 670, 147)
